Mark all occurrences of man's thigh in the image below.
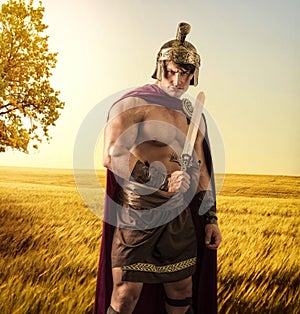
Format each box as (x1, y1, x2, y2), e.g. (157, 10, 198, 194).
(163, 275, 193, 298)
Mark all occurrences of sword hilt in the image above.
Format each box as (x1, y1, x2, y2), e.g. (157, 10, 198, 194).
(180, 154, 192, 172)
(179, 154, 201, 172)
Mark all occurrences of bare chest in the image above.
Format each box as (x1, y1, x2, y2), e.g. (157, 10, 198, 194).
(137, 105, 188, 145)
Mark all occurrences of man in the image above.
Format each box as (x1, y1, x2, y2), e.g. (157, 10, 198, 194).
(95, 22, 222, 314)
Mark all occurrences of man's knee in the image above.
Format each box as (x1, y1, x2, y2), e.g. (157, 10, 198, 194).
(115, 282, 141, 304)
(111, 277, 143, 313)
(107, 305, 120, 314)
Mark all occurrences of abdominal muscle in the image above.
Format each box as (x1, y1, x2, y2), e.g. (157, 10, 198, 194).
(131, 140, 182, 174)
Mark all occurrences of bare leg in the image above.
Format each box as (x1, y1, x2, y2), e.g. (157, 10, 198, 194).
(163, 276, 193, 314)
(110, 267, 143, 314)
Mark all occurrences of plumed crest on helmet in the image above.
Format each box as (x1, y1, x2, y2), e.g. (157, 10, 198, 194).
(152, 22, 201, 86)
(176, 22, 191, 44)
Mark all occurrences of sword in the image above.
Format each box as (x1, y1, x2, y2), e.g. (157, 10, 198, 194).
(180, 92, 205, 171)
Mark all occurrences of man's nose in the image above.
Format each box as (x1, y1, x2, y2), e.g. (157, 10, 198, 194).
(173, 73, 180, 86)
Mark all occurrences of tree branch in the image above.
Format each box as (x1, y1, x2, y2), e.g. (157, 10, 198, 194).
(0, 101, 39, 116)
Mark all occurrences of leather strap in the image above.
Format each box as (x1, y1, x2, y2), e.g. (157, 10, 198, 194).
(165, 296, 193, 307)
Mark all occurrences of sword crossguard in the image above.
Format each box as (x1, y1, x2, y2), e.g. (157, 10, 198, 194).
(180, 154, 200, 171)
(180, 154, 192, 171)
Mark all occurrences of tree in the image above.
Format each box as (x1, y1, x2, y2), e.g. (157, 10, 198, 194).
(0, 0, 64, 153)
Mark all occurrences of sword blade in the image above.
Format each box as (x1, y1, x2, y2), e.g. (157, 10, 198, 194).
(181, 92, 205, 171)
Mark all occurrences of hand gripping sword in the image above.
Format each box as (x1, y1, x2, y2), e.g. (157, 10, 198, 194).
(180, 92, 205, 171)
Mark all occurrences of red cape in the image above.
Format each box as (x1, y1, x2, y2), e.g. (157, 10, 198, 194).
(94, 85, 218, 314)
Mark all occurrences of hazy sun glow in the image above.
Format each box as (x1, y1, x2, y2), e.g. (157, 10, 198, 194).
(1, 0, 299, 176)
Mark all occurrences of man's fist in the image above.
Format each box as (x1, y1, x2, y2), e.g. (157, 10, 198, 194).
(168, 170, 190, 193)
(205, 224, 222, 250)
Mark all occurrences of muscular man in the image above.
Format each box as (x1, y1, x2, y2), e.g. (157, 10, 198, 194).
(95, 23, 222, 314)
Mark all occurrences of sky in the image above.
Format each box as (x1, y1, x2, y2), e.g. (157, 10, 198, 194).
(1, 0, 299, 176)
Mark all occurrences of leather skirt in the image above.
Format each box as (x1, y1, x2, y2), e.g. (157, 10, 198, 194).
(111, 183, 197, 283)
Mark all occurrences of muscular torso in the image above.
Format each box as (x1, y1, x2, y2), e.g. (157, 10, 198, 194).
(132, 103, 189, 173)
(104, 96, 210, 190)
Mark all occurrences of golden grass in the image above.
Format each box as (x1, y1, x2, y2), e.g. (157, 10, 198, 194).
(0, 167, 299, 313)
(217, 174, 300, 313)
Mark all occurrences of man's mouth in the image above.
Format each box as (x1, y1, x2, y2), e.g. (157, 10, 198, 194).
(169, 86, 182, 91)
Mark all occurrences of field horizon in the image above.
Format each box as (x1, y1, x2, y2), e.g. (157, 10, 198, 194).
(0, 166, 299, 313)
(2, 164, 299, 176)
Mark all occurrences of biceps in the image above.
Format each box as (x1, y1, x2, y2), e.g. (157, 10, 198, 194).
(103, 119, 138, 159)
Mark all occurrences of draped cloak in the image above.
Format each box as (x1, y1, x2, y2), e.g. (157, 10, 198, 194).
(94, 84, 218, 314)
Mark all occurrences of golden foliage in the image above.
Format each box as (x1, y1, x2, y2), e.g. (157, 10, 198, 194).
(0, 1, 64, 153)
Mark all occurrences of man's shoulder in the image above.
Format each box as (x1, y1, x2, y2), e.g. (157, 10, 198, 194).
(108, 93, 148, 121)
(116, 84, 155, 104)
(114, 93, 148, 109)
(108, 83, 180, 120)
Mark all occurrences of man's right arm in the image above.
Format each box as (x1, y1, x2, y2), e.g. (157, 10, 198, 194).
(102, 97, 145, 180)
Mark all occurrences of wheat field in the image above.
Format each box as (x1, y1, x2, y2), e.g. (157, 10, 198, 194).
(0, 167, 299, 313)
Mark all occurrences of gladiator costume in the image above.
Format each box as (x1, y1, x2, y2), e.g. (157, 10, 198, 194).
(94, 23, 218, 314)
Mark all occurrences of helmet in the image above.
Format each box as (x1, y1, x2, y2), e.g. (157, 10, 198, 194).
(152, 22, 201, 86)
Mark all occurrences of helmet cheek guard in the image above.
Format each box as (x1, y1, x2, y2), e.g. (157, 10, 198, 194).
(152, 22, 201, 87)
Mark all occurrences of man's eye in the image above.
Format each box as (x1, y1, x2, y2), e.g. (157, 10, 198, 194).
(181, 71, 189, 76)
(166, 70, 189, 76)
(167, 70, 176, 75)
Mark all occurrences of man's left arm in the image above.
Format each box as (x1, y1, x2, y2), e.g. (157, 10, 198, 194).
(194, 116, 222, 250)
